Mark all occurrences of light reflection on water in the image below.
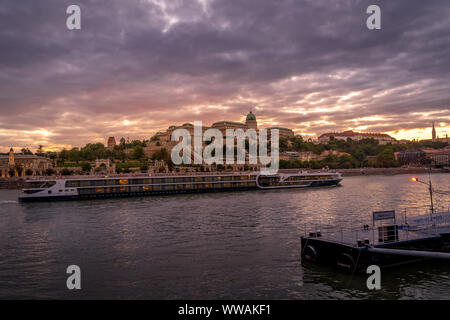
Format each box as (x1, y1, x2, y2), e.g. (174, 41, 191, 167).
(0, 173, 449, 299)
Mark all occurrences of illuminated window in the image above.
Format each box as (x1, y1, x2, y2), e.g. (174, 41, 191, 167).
(142, 185, 151, 191)
(119, 179, 129, 185)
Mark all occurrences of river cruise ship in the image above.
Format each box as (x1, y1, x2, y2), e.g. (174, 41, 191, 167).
(18, 171, 342, 202)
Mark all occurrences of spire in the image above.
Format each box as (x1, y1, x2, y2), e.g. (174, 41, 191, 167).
(432, 122, 436, 142)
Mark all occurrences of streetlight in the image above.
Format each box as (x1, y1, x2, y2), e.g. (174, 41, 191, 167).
(410, 176, 434, 217)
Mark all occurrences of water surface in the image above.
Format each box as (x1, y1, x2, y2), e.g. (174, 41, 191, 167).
(0, 173, 449, 299)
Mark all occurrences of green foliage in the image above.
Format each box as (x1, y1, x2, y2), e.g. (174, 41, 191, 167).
(61, 168, 72, 176)
(131, 145, 145, 160)
(375, 148, 399, 167)
(279, 138, 289, 152)
(140, 162, 149, 172)
(81, 162, 91, 172)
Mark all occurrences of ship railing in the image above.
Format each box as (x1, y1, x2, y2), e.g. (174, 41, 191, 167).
(303, 219, 379, 246)
(303, 207, 450, 246)
(400, 205, 450, 235)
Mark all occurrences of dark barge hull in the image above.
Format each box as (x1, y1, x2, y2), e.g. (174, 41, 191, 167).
(18, 186, 259, 202)
(19, 179, 341, 202)
(300, 234, 450, 273)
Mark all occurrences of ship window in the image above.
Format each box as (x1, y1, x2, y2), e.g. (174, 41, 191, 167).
(95, 188, 103, 193)
(65, 181, 79, 188)
(24, 189, 43, 194)
(79, 188, 94, 195)
(43, 181, 56, 188)
(119, 179, 129, 185)
(80, 180, 91, 187)
(142, 185, 151, 191)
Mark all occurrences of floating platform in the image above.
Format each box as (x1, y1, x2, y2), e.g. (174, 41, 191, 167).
(300, 210, 450, 273)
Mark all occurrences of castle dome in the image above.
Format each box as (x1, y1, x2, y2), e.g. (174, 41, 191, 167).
(246, 111, 256, 121)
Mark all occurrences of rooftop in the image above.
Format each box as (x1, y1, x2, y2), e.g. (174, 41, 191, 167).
(319, 130, 392, 138)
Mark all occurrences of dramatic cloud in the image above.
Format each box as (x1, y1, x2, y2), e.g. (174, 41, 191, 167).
(1, 0, 449, 151)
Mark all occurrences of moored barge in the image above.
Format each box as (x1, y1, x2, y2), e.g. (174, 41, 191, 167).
(301, 209, 450, 273)
(19, 171, 342, 202)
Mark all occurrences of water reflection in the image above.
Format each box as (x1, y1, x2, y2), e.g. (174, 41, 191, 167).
(0, 173, 448, 299)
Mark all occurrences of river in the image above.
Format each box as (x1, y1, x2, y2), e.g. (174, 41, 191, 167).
(0, 173, 449, 299)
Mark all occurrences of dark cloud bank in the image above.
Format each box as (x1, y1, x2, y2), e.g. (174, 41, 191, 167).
(0, 0, 449, 150)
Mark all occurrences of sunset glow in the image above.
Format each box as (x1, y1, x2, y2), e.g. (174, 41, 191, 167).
(1, 1, 449, 152)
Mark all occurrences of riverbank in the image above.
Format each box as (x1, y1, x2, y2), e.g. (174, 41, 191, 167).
(337, 167, 449, 176)
(1, 167, 448, 189)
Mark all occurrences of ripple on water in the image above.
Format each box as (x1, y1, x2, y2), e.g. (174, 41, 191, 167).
(0, 173, 449, 299)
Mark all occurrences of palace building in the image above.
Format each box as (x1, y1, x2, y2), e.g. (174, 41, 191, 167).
(318, 130, 396, 145)
(0, 148, 53, 178)
(141, 111, 294, 168)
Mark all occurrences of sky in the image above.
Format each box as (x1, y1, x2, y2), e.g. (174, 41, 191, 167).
(1, 0, 449, 152)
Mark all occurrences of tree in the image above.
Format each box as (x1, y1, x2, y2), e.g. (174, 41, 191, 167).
(132, 145, 144, 160)
(151, 148, 169, 161)
(375, 148, 398, 167)
(45, 168, 55, 176)
(140, 162, 149, 172)
(25, 168, 34, 176)
(61, 168, 72, 176)
(279, 138, 289, 152)
(81, 163, 91, 172)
